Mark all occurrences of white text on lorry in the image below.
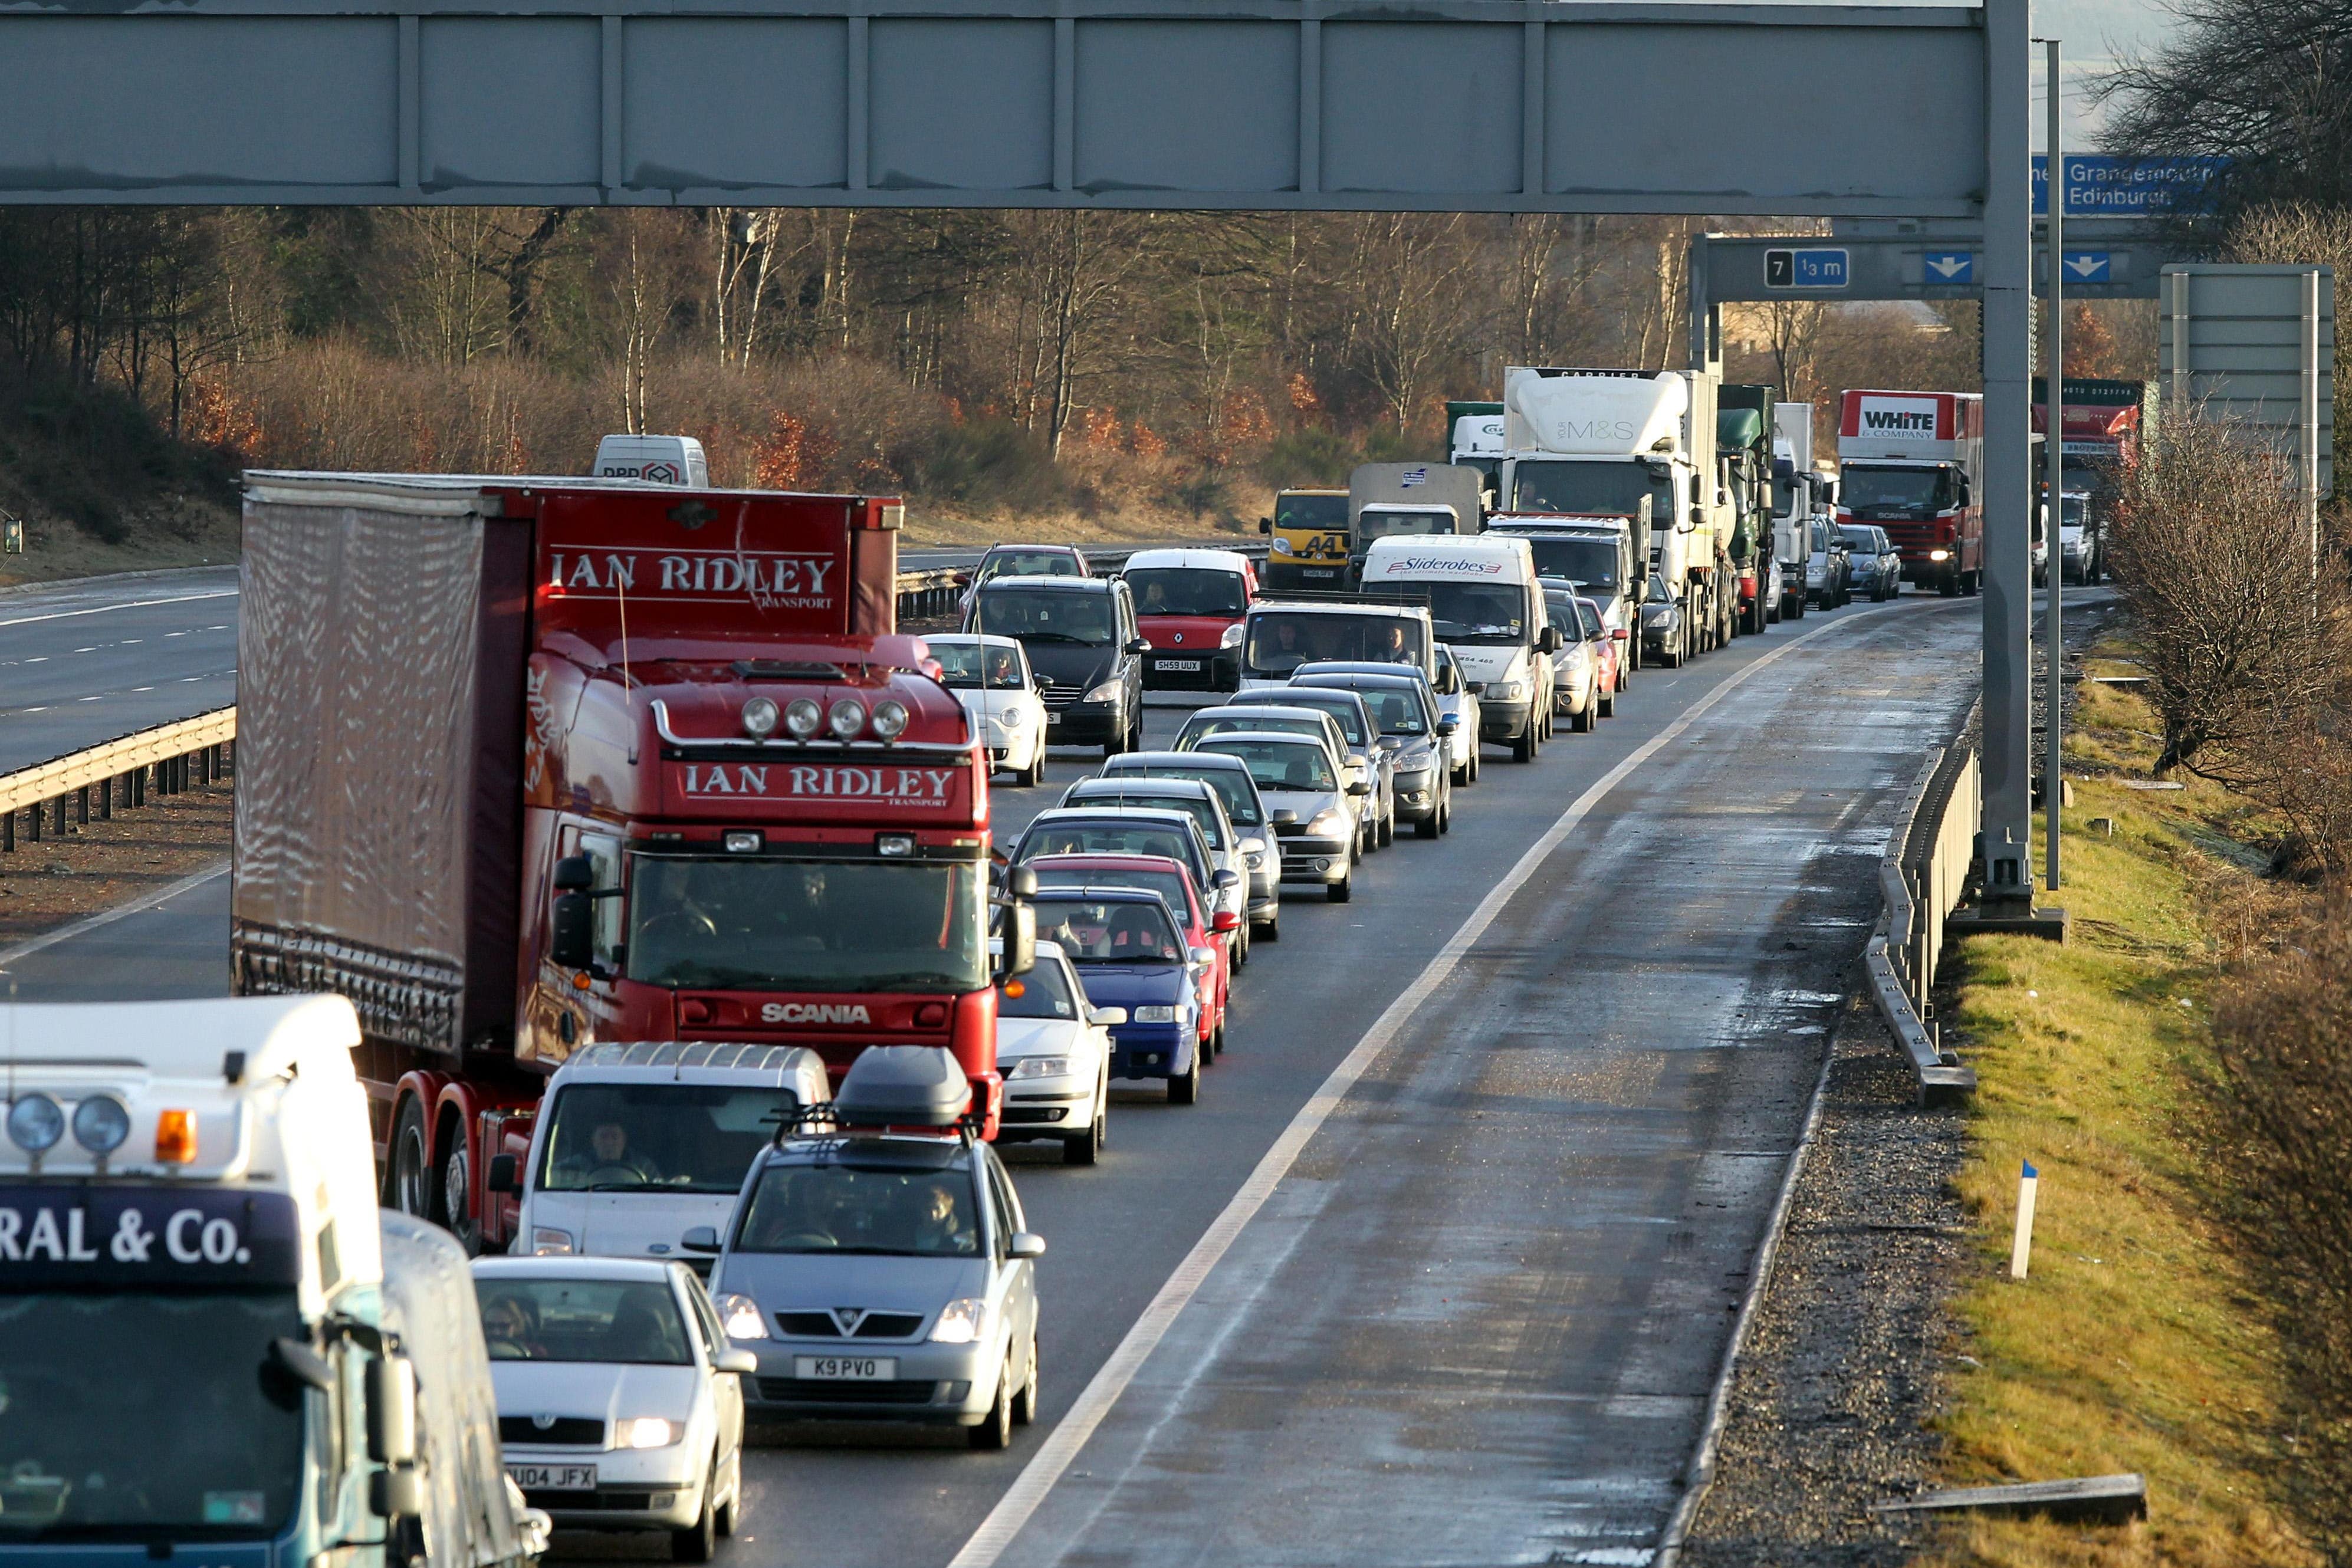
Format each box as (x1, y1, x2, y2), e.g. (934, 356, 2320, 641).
(676, 763, 961, 806)
(761, 1002, 874, 1025)
(547, 548, 838, 601)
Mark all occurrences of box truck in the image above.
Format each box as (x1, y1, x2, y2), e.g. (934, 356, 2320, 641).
(1837, 390, 1984, 596)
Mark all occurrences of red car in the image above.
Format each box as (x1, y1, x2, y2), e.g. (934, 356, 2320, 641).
(1576, 594, 1622, 718)
(1125, 547, 1257, 693)
(1022, 852, 1234, 1062)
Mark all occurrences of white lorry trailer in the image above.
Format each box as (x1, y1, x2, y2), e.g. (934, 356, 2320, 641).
(0, 996, 541, 1568)
(1497, 367, 1732, 668)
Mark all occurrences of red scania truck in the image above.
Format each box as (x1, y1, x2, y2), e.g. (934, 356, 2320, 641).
(1836, 389, 1985, 596)
(232, 472, 1016, 1253)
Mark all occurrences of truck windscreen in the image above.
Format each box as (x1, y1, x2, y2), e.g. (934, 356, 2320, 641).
(1520, 537, 1621, 590)
(626, 857, 987, 994)
(537, 1083, 809, 1193)
(1841, 465, 1956, 515)
(1274, 494, 1348, 532)
(1245, 613, 1425, 674)
(1510, 460, 1670, 520)
(0, 1291, 304, 1540)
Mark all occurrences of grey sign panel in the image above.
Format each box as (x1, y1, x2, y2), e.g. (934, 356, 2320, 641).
(0, 1, 1985, 210)
(1697, 229, 2185, 303)
(2160, 264, 2335, 492)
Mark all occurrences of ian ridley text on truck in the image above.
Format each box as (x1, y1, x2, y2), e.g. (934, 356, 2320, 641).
(231, 474, 1018, 1256)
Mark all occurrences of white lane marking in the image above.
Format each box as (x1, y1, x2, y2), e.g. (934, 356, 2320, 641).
(0, 862, 229, 971)
(0, 589, 236, 632)
(23, 657, 43, 664)
(20, 706, 44, 713)
(948, 597, 1957, 1568)
(75, 695, 100, 702)
(131, 686, 154, 692)
(71, 647, 95, 654)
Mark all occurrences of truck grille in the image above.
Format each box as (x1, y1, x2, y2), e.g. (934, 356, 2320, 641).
(500, 1416, 605, 1447)
(773, 1311, 927, 1339)
(757, 1378, 941, 1405)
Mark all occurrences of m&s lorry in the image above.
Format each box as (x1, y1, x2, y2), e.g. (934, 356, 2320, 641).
(1837, 389, 1984, 596)
(232, 474, 1029, 1255)
(0, 995, 540, 1568)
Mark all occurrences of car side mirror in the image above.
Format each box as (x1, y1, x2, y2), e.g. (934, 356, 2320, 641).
(1346, 780, 1371, 797)
(1437, 717, 1458, 736)
(712, 1348, 758, 1376)
(1188, 946, 1218, 968)
(1211, 868, 1241, 891)
(1125, 637, 1151, 655)
(1089, 1005, 1128, 1027)
(1213, 909, 1241, 933)
(550, 891, 594, 971)
(488, 1153, 523, 1195)
(1270, 809, 1298, 826)
(681, 1225, 722, 1254)
(1009, 1232, 1047, 1260)
(1258, 516, 1273, 534)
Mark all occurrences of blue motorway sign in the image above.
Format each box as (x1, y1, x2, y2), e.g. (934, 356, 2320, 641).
(1765, 247, 1848, 290)
(1922, 251, 1975, 285)
(2033, 155, 2226, 217)
(2060, 251, 2112, 283)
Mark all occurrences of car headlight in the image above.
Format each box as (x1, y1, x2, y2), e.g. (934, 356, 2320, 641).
(1131, 1005, 1178, 1024)
(1006, 1056, 1075, 1080)
(617, 1418, 678, 1449)
(931, 1298, 988, 1345)
(1271, 537, 1295, 556)
(1083, 679, 1124, 704)
(1244, 850, 1266, 869)
(532, 1228, 576, 1257)
(1220, 623, 1244, 648)
(1308, 807, 1346, 836)
(712, 1293, 770, 1340)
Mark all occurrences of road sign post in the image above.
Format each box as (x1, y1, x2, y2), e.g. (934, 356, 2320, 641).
(1981, 0, 2036, 915)
(2044, 37, 2063, 895)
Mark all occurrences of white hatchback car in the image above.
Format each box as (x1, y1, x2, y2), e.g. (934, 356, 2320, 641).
(474, 1256, 754, 1562)
(993, 939, 1123, 1163)
(927, 632, 1050, 786)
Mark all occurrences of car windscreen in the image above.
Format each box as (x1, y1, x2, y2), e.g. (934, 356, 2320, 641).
(1019, 822, 1198, 880)
(978, 551, 1082, 582)
(928, 640, 1027, 690)
(626, 856, 987, 994)
(1422, 582, 1528, 647)
(998, 957, 1082, 1020)
(1313, 683, 1424, 735)
(1200, 738, 1336, 792)
(1510, 458, 1671, 520)
(1123, 764, 1261, 827)
(971, 587, 1115, 644)
(1070, 788, 1226, 848)
(1030, 864, 1193, 924)
(1259, 693, 1365, 745)
(1837, 525, 1880, 552)
(1031, 898, 1185, 964)
(1245, 612, 1424, 673)
(537, 1082, 801, 1194)
(476, 1277, 693, 1365)
(1180, 714, 1328, 753)
(1519, 535, 1622, 590)
(0, 1291, 304, 1540)
(735, 1163, 980, 1256)
(1841, 465, 1955, 514)
(1125, 567, 1247, 617)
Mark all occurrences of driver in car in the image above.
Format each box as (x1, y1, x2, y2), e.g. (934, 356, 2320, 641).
(559, 1120, 662, 1185)
(1378, 623, 1412, 663)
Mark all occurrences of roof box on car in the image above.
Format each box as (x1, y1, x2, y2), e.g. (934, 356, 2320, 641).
(834, 1046, 972, 1130)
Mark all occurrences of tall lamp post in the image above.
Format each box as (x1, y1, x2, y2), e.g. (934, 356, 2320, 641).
(2040, 36, 2064, 892)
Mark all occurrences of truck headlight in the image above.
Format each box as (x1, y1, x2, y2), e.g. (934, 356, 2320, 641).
(931, 1298, 988, 1344)
(1271, 537, 1295, 556)
(532, 1227, 576, 1257)
(617, 1418, 678, 1449)
(1131, 1005, 1178, 1024)
(1006, 1056, 1075, 1080)
(1929, 549, 1952, 562)
(1492, 679, 1528, 701)
(1220, 623, 1244, 648)
(712, 1293, 770, 1340)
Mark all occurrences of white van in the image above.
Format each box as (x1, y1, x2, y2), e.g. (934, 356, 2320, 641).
(1358, 535, 1561, 763)
(498, 1041, 830, 1271)
(592, 433, 711, 486)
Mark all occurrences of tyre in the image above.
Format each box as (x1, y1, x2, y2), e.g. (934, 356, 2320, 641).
(1512, 725, 1535, 762)
(1012, 1336, 1040, 1426)
(1378, 810, 1394, 847)
(716, 1488, 736, 1541)
(1256, 911, 1280, 942)
(1326, 875, 1352, 904)
(1963, 570, 1981, 597)
(672, 1472, 717, 1562)
(1939, 568, 1959, 597)
(969, 1359, 1014, 1449)
(1415, 811, 1440, 839)
(1598, 688, 1615, 719)
(440, 1132, 479, 1256)
(1209, 1018, 1226, 1062)
(1024, 749, 1047, 787)
(1571, 701, 1594, 734)
(1232, 918, 1249, 969)
(1063, 1088, 1105, 1165)
(1168, 1046, 1200, 1104)
(388, 1097, 432, 1218)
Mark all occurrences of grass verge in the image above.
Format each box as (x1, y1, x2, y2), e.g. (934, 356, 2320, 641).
(1921, 658, 2314, 1567)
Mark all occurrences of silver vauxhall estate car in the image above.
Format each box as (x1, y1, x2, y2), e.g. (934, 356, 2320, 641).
(688, 1047, 1045, 1450)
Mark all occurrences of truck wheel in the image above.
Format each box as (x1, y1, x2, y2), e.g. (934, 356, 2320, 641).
(672, 1467, 718, 1562)
(441, 1135, 480, 1256)
(389, 1098, 432, 1219)
(1963, 570, 1980, 596)
(1512, 724, 1535, 762)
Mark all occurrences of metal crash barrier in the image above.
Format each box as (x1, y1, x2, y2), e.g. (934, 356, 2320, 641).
(1864, 727, 1982, 1106)
(0, 707, 235, 852)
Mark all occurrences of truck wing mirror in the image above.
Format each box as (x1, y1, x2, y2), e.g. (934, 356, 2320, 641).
(487, 1153, 523, 1195)
(1259, 516, 1273, 533)
(1536, 625, 1563, 655)
(550, 892, 595, 971)
(1004, 863, 1038, 900)
(1684, 508, 1703, 532)
(553, 854, 595, 892)
(366, 1353, 418, 1467)
(369, 1467, 422, 1523)
(998, 900, 1037, 978)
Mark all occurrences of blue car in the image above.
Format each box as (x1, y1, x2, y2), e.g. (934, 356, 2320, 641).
(1027, 887, 1211, 1106)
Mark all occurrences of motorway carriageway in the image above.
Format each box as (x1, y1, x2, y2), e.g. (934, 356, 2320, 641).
(0, 589, 1979, 1567)
(0, 567, 238, 774)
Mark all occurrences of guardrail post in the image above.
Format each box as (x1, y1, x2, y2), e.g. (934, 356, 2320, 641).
(51, 796, 66, 836)
(132, 767, 144, 808)
(75, 786, 87, 826)
(25, 799, 39, 843)
(2, 810, 12, 852)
